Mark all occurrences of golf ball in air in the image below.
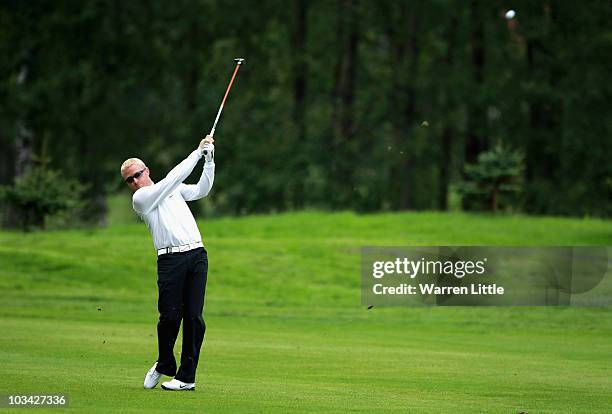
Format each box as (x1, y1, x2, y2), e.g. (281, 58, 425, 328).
(505, 10, 516, 20)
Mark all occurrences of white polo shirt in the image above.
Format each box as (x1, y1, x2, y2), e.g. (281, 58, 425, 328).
(132, 149, 214, 251)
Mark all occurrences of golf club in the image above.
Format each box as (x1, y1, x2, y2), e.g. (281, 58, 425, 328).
(204, 58, 245, 155)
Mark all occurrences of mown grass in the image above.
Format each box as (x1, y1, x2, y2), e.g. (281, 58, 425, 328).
(0, 211, 611, 413)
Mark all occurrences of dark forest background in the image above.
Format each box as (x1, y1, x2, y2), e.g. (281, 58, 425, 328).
(1, 0, 610, 225)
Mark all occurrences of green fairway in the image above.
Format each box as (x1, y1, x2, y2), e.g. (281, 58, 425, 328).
(1, 211, 611, 413)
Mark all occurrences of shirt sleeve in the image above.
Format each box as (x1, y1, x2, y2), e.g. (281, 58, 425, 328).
(132, 149, 202, 215)
(179, 162, 215, 201)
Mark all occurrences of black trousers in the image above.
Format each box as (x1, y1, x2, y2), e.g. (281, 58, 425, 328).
(155, 247, 208, 383)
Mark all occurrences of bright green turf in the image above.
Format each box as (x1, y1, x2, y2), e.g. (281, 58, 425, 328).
(0, 211, 611, 413)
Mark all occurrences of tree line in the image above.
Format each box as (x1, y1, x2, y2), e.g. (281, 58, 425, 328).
(0, 0, 610, 226)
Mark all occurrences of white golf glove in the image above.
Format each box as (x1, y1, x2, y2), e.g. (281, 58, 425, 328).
(201, 143, 214, 163)
(198, 135, 215, 162)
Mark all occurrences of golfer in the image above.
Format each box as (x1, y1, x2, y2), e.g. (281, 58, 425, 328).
(120, 136, 215, 391)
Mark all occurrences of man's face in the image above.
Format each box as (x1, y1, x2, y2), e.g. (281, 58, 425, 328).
(122, 164, 152, 192)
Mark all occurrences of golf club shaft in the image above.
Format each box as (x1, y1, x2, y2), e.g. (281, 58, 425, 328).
(209, 61, 243, 137)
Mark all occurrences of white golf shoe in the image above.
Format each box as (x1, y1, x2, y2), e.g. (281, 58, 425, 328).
(143, 362, 162, 389)
(161, 378, 196, 391)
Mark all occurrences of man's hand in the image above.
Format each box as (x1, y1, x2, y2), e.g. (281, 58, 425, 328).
(199, 135, 215, 162)
(199, 135, 214, 149)
(202, 144, 214, 163)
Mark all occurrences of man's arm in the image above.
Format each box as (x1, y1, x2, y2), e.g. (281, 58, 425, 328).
(133, 149, 202, 215)
(180, 143, 215, 201)
(180, 167, 214, 201)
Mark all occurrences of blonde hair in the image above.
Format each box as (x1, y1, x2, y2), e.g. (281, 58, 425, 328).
(120, 158, 146, 177)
